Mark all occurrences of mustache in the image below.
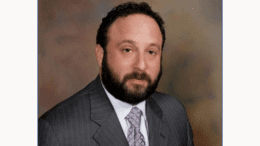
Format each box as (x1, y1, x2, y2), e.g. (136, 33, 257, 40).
(123, 72, 152, 84)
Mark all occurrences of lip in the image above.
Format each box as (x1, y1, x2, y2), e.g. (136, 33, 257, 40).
(129, 79, 147, 85)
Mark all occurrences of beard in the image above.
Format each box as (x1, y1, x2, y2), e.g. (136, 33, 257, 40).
(101, 53, 162, 105)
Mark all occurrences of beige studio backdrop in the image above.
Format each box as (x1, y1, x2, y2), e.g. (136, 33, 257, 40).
(38, 0, 222, 146)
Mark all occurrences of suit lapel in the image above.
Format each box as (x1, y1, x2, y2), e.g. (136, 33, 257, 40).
(90, 76, 128, 146)
(146, 97, 170, 146)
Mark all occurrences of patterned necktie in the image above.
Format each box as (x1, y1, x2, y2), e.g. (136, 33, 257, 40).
(125, 107, 146, 146)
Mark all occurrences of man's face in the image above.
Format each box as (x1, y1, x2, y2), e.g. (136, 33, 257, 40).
(101, 14, 163, 104)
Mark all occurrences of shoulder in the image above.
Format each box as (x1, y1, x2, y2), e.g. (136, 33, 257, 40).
(151, 92, 186, 112)
(150, 92, 194, 145)
(38, 79, 101, 145)
(150, 93, 194, 145)
(150, 91, 188, 121)
(39, 82, 93, 125)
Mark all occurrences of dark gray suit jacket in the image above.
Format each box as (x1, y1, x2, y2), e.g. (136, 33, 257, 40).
(39, 76, 194, 146)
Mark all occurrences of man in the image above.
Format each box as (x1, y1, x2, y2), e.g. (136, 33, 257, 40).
(39, 2, 194, 146)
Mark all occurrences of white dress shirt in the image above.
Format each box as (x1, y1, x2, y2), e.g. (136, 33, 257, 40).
(102, 83, 149, 146)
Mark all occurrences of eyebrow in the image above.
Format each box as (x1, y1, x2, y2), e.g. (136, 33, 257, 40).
(116, 40, 135, 47)
(116, 39, 161, 50)
(149, 43, 161, 50)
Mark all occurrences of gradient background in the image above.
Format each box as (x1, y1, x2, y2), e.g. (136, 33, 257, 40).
(38, 0, 222, 145)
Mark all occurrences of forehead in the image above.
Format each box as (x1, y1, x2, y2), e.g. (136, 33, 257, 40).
(107, 14, 163, 48)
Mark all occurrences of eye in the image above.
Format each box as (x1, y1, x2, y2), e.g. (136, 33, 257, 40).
(148, 50, 155, 55)
(123, 48, 132, 53)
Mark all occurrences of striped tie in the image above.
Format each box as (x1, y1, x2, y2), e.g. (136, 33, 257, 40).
(125, 107, 146, 146)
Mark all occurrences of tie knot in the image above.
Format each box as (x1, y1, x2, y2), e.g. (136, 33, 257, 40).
(126, 107, 142, 128)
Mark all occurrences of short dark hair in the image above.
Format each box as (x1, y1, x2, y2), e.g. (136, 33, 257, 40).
(96, 2, 166, 52)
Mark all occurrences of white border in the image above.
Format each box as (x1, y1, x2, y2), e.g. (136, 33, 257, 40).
(0, 0, 37, 145)
(223, 0, 260, 145)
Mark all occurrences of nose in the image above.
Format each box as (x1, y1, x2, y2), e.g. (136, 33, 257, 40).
(134, 52, 147, 72)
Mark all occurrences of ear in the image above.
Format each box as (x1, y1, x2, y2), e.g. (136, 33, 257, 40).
(95, 44, 104, 68)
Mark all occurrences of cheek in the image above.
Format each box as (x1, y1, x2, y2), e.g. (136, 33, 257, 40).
(107, 56, 132, 79)
(148, 61, 161, 79)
